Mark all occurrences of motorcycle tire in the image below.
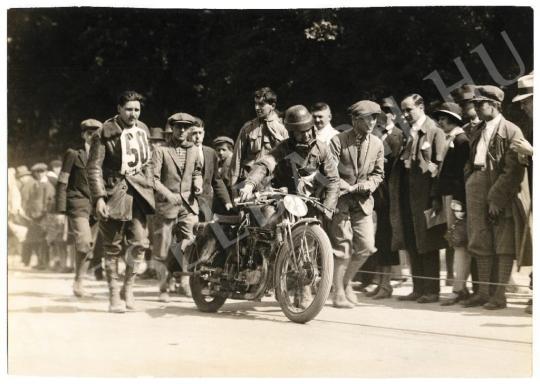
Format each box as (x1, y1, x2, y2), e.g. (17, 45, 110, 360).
(190, 273, 227, 313)
(274, 223, 333, 324)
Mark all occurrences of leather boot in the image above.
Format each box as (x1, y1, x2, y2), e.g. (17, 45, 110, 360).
(373, 268, 393, 300)
(105, 258, 125, 313)
(179, 249, 192, 297)
(121, 258, 142, 311)
(332, 258, 353, 309)
(343, 258, 366, 305)
(155, 260, 171, 303)
(73, 251, 91, 298)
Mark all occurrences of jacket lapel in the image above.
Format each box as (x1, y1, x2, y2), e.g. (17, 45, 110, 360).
(168, 147, 184, 176)
(358, 135, 371, 176)
(347, 130, 358, 175)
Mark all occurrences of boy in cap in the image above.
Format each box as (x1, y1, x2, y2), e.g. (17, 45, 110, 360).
(56, 118, 102, 297)
(462, 85, 531, 310)
(328, 100, 384, 308)
(87, 91, 155, 313)
(212, 136, 235, 214)
(389, 94, 447, 304)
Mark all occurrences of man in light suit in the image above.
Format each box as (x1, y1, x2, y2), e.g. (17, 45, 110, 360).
(329, 100, 385, 308)
(152, 112, 203, 302)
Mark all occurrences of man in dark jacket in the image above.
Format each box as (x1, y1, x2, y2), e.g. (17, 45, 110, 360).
(389, 94, 447, 304)
(56, 119, 102, 297)
(87, 91, 155, 313)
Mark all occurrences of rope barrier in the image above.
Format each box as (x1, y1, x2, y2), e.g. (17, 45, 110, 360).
(356, 269, 532, 289)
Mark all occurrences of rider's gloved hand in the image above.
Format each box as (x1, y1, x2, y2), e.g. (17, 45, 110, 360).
(238, 182, 255, 203)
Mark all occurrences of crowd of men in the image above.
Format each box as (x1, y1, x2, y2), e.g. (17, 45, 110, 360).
(7, 75, 533, 315)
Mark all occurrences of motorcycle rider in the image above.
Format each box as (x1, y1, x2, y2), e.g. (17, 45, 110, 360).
(238, 104, 340, 308)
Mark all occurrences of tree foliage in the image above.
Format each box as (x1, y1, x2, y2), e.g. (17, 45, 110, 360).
(7, 7, 533, 165)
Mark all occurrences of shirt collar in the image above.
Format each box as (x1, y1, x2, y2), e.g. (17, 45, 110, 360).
(411, 114, 427, 131)
(485, 113, 502, 129)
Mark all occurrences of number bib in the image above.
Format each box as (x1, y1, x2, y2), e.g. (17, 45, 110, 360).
(119, 126, 151, 175)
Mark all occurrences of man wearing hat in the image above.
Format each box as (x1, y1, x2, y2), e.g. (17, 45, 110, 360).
(511, 72, 534, 314)
(229, 87, 289, 192)
(21, 163, 55, 270)
(461, 85, 531, 310)
(326, 100, 384, 308)
(87, 91, 155, 313)
(152, 112, 204, 301)
(238, 104, 339, 309)
(56, 119, 102, 296)
(389, 94, 447, 304)
(431, 102, 473, 306)
(364, 97, 405, 300)
(452, 84, 482, 138)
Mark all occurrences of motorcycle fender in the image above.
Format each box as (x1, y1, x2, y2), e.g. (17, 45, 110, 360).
(291, 218, 321, 230)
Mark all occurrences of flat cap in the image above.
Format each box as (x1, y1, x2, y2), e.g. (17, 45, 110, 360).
(212, 136, 234, 147)
(348, 100, 382, 117)
(31, 163, 48, 172)
(432, 102, 463, 123)
(148, 127, 166, 141)
(451, 84, 476, 103)
(472, 85, 504, 103)
(80, 119, 103, 131)
(167, 112, 200, 126)
(512, 72, 533, 103)
(16, 165, 31, 178)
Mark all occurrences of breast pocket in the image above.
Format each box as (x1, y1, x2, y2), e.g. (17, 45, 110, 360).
(248, 130, 262, 154)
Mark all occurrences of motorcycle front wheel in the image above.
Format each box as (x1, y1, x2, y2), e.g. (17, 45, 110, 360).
(274, 223, 333, 324)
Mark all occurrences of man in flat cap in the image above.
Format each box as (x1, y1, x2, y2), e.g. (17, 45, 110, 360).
(229, 87, 289, 193)
(311, 102, 339, 145)
(56, 119, 102, 296)
(389, 94, 447, 304)
(87, 91, 155, 313)
(462, 85, 531, 310)
(327, 100, 384, 308)
(152, 112, 204, 301)
(22, 163, 55, 270)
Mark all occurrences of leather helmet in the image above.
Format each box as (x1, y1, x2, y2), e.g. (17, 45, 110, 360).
(284, 105, 314, 132)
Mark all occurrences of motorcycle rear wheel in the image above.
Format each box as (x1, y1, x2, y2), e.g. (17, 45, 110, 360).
(274, 224, 333, 324)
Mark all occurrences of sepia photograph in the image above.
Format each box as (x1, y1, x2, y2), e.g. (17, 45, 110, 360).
(3, 1, 535, 378)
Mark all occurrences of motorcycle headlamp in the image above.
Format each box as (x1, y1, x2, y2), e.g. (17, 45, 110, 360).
(283, 195, 308, 217)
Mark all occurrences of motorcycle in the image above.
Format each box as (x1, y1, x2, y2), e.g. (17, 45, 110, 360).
(182, 188, 334, 324)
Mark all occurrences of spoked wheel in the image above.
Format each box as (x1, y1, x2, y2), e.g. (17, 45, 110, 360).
(189, 235, 227, 313)
(274, 224, 333, 323)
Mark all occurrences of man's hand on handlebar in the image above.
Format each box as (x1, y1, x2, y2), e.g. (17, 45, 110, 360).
(238, 183, 255, 203)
